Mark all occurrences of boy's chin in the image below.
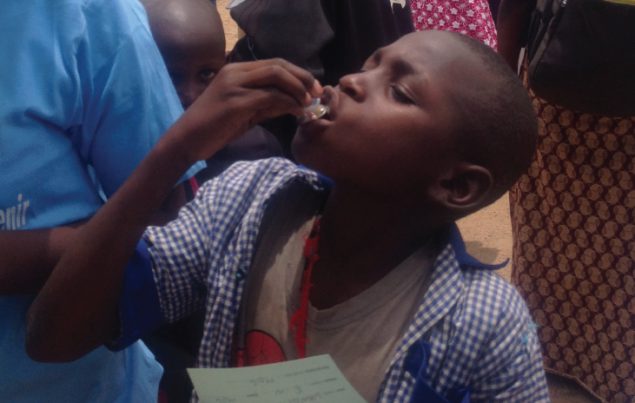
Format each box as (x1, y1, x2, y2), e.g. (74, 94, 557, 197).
(289, 144, 312, 168)
(290, 140, 326, 174)
(290, 130, 311, 162)
(295, 116, 332, 138)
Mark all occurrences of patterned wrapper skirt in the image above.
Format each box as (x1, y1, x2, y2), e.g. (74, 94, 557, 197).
(510, 77, 635, 402)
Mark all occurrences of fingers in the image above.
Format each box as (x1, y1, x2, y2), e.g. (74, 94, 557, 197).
(242, 88, 310, 126)
(244, 66, 311, 107)
(220, 59, 322, 107)
(180, 59, 323, 157)
(246, 58, 321, 99)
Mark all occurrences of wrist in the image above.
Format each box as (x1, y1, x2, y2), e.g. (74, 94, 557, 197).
(48, 226, 79, 263)
(156, 121, 203, 172)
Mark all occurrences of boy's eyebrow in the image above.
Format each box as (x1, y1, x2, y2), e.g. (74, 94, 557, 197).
(390, 59, 416, 77)
(372, 49, 383, 65)
(375, 48, 417, 77)
(369, 48, 417, 78)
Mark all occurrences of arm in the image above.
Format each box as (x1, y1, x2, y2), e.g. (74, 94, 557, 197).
(26, 59, 320, 362)
(0, 182, 186, 296)
(496, 0, 536, 71)
(0, 227, 78, 294)
(152, 182, 190, 225)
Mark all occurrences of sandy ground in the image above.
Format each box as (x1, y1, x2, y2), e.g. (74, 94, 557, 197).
(217, 1, 240, 53)
(458, 195, 513, 279)
(213, 4, 598, 401)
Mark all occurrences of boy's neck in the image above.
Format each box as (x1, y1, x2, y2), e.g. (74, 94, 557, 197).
(309, 186, 442, 309)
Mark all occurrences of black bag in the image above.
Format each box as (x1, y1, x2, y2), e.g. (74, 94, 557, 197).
(526, 0, 635, 116)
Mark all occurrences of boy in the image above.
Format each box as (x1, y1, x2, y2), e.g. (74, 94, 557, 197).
(142, 0, 225, 110)
(143, 0, 282, 183)
(26, 31, 549, 402)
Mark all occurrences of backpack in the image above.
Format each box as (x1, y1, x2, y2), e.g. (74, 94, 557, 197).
(526, 0, 635, 116)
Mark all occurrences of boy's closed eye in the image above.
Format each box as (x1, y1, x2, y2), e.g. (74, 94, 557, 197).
(360, 50, 420, 107)
(389, 84, 416, 105)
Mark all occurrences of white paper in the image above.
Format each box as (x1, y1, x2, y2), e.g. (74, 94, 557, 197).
(188, 355, 366, 403)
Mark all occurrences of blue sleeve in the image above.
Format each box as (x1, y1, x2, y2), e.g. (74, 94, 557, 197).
(108, 239, 164, 351)
(142, 188, 215, 325)
(470, 289, 550, 402)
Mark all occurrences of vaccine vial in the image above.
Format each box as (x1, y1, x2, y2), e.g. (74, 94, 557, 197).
(299, 98, 329, 124)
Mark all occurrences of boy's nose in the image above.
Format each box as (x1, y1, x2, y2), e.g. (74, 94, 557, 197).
(338, 73, 366, 102)
(178, 82, 206, 109)
(178, 90, 196, 109)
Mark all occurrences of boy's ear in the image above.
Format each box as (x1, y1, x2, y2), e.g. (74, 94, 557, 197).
(429, 163, 494, 214)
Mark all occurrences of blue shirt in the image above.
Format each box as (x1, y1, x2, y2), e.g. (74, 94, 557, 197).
(0, 0, 201, 401)
(119, 158, 550, 402)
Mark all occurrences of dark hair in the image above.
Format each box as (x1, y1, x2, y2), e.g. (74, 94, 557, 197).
(448, 33, 537, 201)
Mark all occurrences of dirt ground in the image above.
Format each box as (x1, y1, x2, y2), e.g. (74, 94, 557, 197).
(457, 195, 513, 278)
(217, 1, 240, 53)
(214, 4, 599, 401)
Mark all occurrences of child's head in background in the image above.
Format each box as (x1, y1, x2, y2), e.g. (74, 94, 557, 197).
(142, 0, 226, 108)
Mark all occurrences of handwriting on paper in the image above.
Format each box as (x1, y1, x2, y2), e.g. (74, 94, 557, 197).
(188, 355, 365, 403)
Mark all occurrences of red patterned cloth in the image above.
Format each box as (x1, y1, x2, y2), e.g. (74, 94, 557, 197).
(410, 0, 498, 49)
(510, 72, 635, 403)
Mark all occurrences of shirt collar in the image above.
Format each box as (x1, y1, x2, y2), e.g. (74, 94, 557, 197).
(447, 223, 508, 270)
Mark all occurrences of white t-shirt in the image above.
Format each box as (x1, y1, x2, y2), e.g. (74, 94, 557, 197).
(237, 214, 434, 401)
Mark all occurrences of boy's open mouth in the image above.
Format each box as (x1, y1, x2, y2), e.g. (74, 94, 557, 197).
(299, 101, 333, 124)
(318, 87, 337, 121)
(297, 86, 337, 125)
(317, 107, 333, 122)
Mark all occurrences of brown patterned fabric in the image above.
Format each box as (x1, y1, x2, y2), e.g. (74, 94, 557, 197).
(510, 78, 635, 402)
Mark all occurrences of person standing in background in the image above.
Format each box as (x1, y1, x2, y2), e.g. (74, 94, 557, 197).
(0, 0, 201, 401)
(409, 0, 498, 49)
(498, 1, 634, 401)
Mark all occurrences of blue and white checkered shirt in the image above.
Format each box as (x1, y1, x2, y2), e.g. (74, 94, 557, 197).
(122, 158, 549, 402)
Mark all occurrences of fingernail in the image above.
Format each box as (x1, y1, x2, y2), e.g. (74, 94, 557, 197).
(311, 79, 323, 97)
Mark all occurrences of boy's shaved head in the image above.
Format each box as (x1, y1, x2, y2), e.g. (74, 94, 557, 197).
(142, 0, 223, 48)
(443, 32, 537, 201)
(141, 0, 225, 108)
